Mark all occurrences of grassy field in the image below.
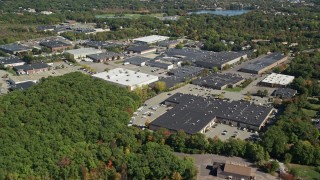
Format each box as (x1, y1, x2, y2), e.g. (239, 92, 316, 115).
(95, 13, 164, 19)
(302, 108, 318, 117)
(224, 86, 243, 92)
(288, 164, 320, 180)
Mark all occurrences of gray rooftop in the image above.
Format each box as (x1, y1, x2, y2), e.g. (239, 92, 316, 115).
(40, 41, 72, 48)
(87, 52, 122, 61)
(0, 43, 32, 53)
(272, 88, 297, 99)
(127, 45, 156, 52)
(14, 63, 49, 71)
(0, 56, 24, 65)
(168, 66, 204, 78)
(147, 60, 172, 69)
(165, 48, 248, 67)
(124, 56, 151, 64)
(240, 52, 287, 73)
(192, 73, 244, 89)
(151, 93, 273, 134)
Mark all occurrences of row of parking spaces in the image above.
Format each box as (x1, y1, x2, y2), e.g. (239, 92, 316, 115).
(204, 123, 259, 141)
(130, 103, 170, 128)
(176, 84, 271, 105)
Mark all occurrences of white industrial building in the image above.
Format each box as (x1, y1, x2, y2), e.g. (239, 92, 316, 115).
(92, 68, 159, 90)
(133, 35, 170, 44)
(260, 73, 295, 87)
(64, 48, 102, 61)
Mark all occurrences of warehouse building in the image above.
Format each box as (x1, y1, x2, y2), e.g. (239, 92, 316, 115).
(133, 35, 169, 44)
(92, 68, 158, 91)
(0, 43, 32, 55)
(150, 93, 274, 134)
(260, 73, 295, 87)
(272, 88, 297, 99)
(156, 76, 185, 89)
(168, 66, 204, 78)
(164, 48, 248, 69)
(40, 40, 73, 52)
(192, 73, 245, 90)
(87, 52, 124, 62)
(147, 60, 174, 70)
(239, 52, 288, 74)
(13, 63, 50, 75)
(0, 56, 25, 67)
(157, 40, 181, 49)
(123, 56, 151, 66)
(126, 46, 157, 54)
(64, 48, 102, 61)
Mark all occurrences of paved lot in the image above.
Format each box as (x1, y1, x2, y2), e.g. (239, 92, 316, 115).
(205, 124, 256, 141)
(8, 62, 80, 84)
(80, 60, 170, 78)
(175, 153, 277, 180)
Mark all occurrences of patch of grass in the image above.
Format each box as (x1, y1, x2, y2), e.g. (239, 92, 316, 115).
(224, 86, 243, 92)
(114, 60, 124, 64)
(302, 108, 317, 117)
(289, 164, 320, 180)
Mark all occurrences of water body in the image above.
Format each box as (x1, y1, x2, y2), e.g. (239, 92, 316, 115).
(189, 10, 251, 16)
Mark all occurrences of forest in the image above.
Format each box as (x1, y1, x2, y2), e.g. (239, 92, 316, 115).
(0, 72, 197, 179)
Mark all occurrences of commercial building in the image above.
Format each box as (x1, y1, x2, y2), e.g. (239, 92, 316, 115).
(133, 35, 169, 44)
(146, 60, 174, 70)
(164, 48, 248, 69)
(126, 46, 157, 54)
(0, 43, 32, 55)
(0, 56, 25, 67)
(10, 81, 36, 91)
(92, 68, 158, 91)
(213, 162, 255, 180)
(87, 52, 124, 62)
(272, 88, 297, 99)
(13, 63, 50, 75)
(64, 48, 102, 61)
(156, 76, 185, 89)
(239, 52, 288, 74)
(149, 93, 274, 134)
(192, 73, 245, 90)
(40, 40, 73, 52)
(260, 73, 295, 87)
(123, 56, 151, 66)
(168, 66, 204, 79)
(157, 40, 181, 49)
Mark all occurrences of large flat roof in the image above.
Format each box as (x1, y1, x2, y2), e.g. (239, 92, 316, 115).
(165, 48, 248, 67)
(192, 73, 244, 89)
(168, 66, 204, 78)
(65, 48, 101, 56)
(0, 43, 32, 53)
(151, 93, 273, 134)
(40, 40, 72, 48)
(240, 52, 287, 73)
(133, 35, 169, 43)
(92, 68, 158, 88)
(0, 56, 24, 65)
(261, 73, 295, 86)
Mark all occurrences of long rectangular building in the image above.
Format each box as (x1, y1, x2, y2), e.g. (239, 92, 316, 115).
(92, 68, 158, 91)
(165, 48, 248, 69)
(192, 73, 245, 90)
(239, 52, 288, 74)
(150, 93, 274, 134)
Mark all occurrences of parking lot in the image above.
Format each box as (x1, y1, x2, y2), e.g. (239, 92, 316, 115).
(205, 123, 257, 141)
(8, 62, 81, 84)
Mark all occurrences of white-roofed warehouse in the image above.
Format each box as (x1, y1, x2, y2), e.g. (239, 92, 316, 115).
(133, 35, 169, 44)
(260, 73, 295, 87)
(92, 68, 159, 90)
